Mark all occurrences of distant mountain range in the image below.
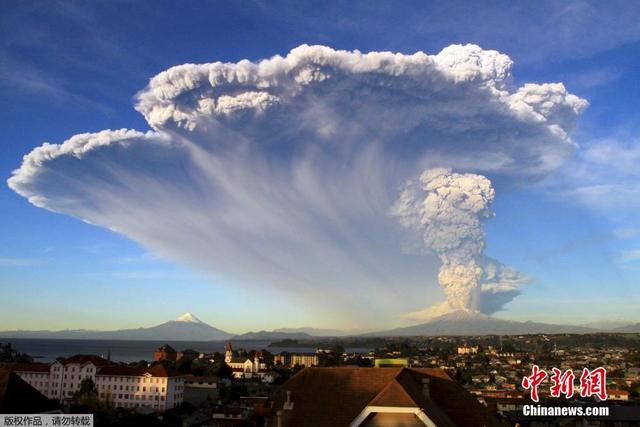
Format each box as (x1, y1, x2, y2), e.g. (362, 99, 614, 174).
(1, 311, 639, 341)
(273, 327, 375, 337)
(0, 313, 233, 341)
(232, 330, 315, 340)
(612, 323, 640, 333)
(363, 310, 598, 337)
(582, 320, 635, 331)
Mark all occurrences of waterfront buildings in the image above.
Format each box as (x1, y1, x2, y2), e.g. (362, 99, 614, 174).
(273, 352, 319, 368)
(2, 354, 185, 411)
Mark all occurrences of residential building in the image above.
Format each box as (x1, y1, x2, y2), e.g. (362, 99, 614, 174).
(154, 344, 178, 362)
(94, 364, 184, 410)
(608, 389, 630, 401)
(273, 352, 318, 368)
(457, 345, 479, 355)
(183, 375, 219, 405)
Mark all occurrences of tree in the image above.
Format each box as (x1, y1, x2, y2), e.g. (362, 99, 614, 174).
(73, 378, 100, 409)
(175, 358, 192, 374)
(216, 362, 233, 379)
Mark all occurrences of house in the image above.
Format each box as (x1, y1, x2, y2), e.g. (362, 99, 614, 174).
(269, 367, 505, 427)
(177, 349, 200, 361)
(183, 375, 219, 405)
(154, 344, 178, 362)
(457, 345, 479, 355)
(608, 389, 630, 401)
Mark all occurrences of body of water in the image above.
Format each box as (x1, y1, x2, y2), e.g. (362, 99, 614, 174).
(1, 338, 371, 363)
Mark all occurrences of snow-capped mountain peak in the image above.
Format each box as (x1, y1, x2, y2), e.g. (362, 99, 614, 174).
(176, 312, 203, 323)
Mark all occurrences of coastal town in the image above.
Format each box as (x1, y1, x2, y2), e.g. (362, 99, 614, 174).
(1, 333, 639, 426)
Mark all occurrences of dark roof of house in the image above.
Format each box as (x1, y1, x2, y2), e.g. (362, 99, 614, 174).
(61, 354, 110, 366)
(0, 370, 59, 413)
(270, 367, 505, 427)
(157, 344, 177, 353)
(0, 362, 50, 373)
(97, 364, 181, 378)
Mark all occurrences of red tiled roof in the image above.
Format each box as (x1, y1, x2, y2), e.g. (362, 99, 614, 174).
(147, 364, 181, 377)
(367, 379, 417, 407)
(0, 363, 50, 373)
(270, 367, 505, 427)
(97, 366, 147, 376)
(62, 354, 110, 366)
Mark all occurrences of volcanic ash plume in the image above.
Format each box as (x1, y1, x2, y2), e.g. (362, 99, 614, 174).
(8, 44, 579, 322)
(392, 168, 526, 318)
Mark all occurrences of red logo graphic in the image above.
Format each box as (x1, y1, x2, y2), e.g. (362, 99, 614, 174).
(522, 364, 547, 402)
(579, 367, 607, 400)
(550, 368, 575, 398)
(522, 366, 607, 402)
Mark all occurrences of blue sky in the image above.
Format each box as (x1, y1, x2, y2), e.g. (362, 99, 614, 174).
(1, 0, 639, 332)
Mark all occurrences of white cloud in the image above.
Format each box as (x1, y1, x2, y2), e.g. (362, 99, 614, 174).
(618, 250, 640, 264)
(0, 258, 34, 267)
(613, 228, 640, 240)
(548, 138, 640, 217)
(7, 45, 585, 324)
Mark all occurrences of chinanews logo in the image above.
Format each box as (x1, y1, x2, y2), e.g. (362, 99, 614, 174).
(520, 365, 611, 418)
(522, 365, 608, 402)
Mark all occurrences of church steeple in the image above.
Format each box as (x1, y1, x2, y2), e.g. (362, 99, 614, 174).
(224, 342, 233, 363)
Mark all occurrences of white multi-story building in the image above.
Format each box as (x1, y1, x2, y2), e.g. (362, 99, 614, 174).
(273, 353, 319, 367)
(5, 354, 185, 411)
(95, 364, 184, 410)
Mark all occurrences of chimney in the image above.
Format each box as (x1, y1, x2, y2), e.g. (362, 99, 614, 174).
(422, 378, 430, 398)
(284, 390, 294, 410)
(107, 351, 111, 362)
